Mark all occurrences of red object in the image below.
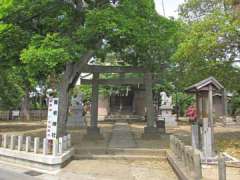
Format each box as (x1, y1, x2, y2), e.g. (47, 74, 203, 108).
(186, 106, 197, 122)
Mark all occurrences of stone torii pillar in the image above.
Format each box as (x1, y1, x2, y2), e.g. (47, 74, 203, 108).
(143, 72, 160, 138)
(86, 72, 101, 139)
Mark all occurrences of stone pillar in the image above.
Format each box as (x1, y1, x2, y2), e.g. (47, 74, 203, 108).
(202, 118, 213, 158)
(3, 134, 8, 148)
(59, 137, 63, 154)
(143, 72, 160, 137)
(67, 134, 71, 148)
(10, 135, 17, 150)
(193, 149, 202, 180)
(43, 138, 48, 155)
(17, 136, 23, 151)
(191, 123, 200, 149)
(34, 137, 40, 153)
(25, 136, 31, 152)
(52, 139, 59, 156)
(86, 73, 101, 139)
(63, 136, 67, 150)
(218, 153, 226, 180)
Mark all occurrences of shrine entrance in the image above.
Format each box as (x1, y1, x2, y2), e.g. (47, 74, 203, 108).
(110, 90, 134, 113)
(80, 65, 160, 138)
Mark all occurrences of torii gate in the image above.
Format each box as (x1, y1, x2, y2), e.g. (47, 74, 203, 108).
(80, 65, 161, 138)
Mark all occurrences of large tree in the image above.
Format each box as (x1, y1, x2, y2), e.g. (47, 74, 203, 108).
(1, 0, 178, 135)
(172, 0, 240, 90)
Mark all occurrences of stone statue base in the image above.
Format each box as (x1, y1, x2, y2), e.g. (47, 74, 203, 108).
(67, 108, 86, 128)
(158, 106, 177, 127)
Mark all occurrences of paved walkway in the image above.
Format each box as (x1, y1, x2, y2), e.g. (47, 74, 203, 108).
(108, 121, 137, 148)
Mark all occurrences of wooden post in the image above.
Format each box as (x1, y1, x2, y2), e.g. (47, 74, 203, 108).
(222, 88, 228, 117)
(208, 85, 214, 155)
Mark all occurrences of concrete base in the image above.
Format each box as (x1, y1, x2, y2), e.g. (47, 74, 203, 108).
(85, 127, 103, 140)
(0, 147, 74, 172)
(142, 127, 162, 139)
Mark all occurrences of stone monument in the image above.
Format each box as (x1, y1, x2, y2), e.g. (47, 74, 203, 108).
(67, 93, 86, 128)
(158, 92, 177, 127)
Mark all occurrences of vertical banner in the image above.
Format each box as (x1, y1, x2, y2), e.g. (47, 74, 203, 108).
(46, 98, 59, 140)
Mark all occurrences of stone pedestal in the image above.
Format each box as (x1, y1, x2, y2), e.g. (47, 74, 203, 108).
(67, 94, 86, 128)
(67, 108, 85, 128)
(85, 127, 102, 139)
(159, 105, 177, 127)
(143, 126, 161, 139)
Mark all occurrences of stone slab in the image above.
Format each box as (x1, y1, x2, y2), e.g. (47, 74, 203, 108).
(142, 127, 162, 139)
(108, 122, 137, 149)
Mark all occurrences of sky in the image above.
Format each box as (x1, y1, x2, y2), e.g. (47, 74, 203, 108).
(154, 0, 185, 18)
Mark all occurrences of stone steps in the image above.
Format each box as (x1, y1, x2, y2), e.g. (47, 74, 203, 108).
(74, 147, 166, 156)
(73, 154, 166, 160)
(104, 115, 144, 121)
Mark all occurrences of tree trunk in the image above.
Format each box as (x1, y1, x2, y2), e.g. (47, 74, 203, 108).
(56, 47, 101, 137)
(57, 77, 69, 136)
(56, 62, 74, 136)
(21, 88, 30, 121)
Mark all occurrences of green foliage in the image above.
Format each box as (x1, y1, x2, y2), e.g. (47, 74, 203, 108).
(0, 70, 24, 109)
(230, 94, 240, 115)
(172, 11, 240, 91)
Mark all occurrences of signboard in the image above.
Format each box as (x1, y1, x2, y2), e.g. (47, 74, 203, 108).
(46, 98, 59, 140)
(12, 110, 20, 117)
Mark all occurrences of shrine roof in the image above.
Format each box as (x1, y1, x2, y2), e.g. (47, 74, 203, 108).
(185, 77, 224, 93)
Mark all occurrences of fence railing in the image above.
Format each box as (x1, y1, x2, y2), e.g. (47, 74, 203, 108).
(170, 135, 202, 180)
(0, 134, 71, 156)
(0, 110, 47, 120)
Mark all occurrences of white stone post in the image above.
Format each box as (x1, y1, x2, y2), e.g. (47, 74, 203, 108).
(193, 149, 202, 180)
(52, 139, 59, 156)
(43, 138, 48, 155)
(191, 123, 200, 149)
(3, 134, 8, 148)
(0, 135, 2, 147)
(34, 137, 40, 153)
(25, 136, 31, 152)
(59, 137, 63, 154)
(202, 118, 213, 158)
(17, 136, 23, 151)
(67, 134, 71, 148)
(179, 141, 185, 162)
(10, 135, 17, 150)
(184, 146, 192, 172)
(218, 153, 226, 180)
(63, 136, 67, 150)
(170, 135, 174, 152)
